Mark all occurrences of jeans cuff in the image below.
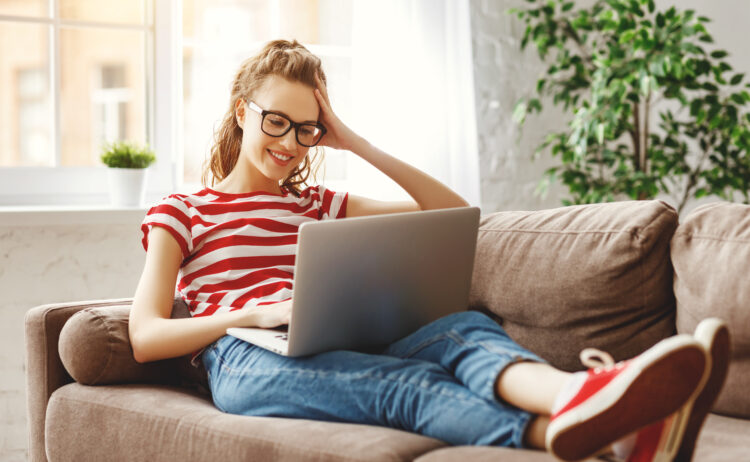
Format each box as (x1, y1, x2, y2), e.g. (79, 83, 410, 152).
(491, 353, 546, 402)
(513, 409, 536, 449)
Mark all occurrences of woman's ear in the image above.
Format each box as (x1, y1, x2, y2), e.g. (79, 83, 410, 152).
(235, 99, 246, 128)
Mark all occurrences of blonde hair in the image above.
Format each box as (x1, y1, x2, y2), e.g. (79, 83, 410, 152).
(201, 39, 327, 196)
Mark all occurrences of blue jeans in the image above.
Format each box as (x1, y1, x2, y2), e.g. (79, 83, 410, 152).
(202, 311, 545, 448)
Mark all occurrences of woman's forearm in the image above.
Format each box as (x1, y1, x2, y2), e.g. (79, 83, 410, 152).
(349, 136, 469, 210)
(130, 309, 252, 363)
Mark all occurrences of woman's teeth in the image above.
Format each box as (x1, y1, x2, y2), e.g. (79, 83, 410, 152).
(269, 150, 292, 162)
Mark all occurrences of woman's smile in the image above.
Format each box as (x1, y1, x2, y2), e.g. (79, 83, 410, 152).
(267, 148, 294, 166)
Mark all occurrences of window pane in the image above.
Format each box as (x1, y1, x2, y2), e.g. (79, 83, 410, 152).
(59, 0, 146, 25)
(319, 56, 351, 181)
(276, 0, 353, 46)
(0, 22, 52, 167)
(60, 27, 146, 167)
(0, 0, 48, 18)
(278, 0, 319, 44)
(182, 48, 240, 185)
(183, 0, 271, 48)
(317, 0, 353, 46)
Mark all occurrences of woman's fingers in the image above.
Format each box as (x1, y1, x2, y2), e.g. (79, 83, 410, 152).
(314, 88, 329, 113)
(315, 72, 332, 106)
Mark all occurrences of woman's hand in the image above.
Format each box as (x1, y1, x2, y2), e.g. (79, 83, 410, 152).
(242, 299, 293, 328)
(314, 72, 361, 152)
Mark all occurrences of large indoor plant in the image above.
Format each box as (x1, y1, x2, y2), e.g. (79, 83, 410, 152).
(511, 0, 750, 212)
(100, 141, 156, 207)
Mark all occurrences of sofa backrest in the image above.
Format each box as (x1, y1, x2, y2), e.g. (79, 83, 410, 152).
(671, 202, 750, 418)
(469, 200, 679, 371)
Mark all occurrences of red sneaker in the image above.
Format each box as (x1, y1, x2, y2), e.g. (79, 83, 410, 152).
(610, 318, 729, 462)
(546, 335, 708, 461)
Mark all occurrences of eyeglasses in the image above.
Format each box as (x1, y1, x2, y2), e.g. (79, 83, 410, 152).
(247, 100, 326, 147)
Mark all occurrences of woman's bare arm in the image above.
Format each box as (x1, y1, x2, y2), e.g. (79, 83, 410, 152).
(129, 226, 291, 363)
(347, 139, 469, 211)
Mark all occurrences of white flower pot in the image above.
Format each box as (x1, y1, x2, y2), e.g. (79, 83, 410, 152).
(107, 167, 148, 207)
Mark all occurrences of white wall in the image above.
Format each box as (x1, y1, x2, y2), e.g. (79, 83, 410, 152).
(0, 214, 145, 461)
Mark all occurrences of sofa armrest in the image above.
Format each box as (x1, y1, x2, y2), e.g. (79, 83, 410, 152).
(25, 298, 134, 462)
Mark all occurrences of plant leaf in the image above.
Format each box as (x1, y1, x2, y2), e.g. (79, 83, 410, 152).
(711, 50, 729, 59)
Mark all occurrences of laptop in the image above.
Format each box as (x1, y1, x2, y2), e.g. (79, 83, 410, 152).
(226, 206, 481, 356)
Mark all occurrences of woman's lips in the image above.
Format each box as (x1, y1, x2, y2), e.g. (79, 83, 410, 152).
(268, 149, 293, 166)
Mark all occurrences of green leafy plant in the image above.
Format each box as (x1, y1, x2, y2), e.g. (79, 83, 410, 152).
(511, 0, 750, 212)
(100, 141, 156, 169)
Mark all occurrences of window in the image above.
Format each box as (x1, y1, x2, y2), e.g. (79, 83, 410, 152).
(0, 0, 479, 206)
(0, 0, 162, 205)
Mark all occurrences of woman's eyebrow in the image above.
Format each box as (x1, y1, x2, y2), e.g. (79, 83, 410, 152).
(269, 109, 318, 124)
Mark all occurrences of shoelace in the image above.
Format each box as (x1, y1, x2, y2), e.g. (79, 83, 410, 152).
(580, 348, 625, 374)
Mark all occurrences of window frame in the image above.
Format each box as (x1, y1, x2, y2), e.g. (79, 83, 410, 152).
(0, 0, 178, 206)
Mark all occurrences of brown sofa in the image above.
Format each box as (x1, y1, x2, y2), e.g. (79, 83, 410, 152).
(25, 200, 750, 461)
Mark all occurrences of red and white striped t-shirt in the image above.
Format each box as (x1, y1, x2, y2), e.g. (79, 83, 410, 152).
(141, 185, 348, 318)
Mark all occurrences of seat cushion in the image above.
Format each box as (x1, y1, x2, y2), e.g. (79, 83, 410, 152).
(414, 446, 594, 461)
(45, 383, 445, 461)
(469, 200, 678, 371)
(672, 202, 750, 418)
(692, 413, 750, 462)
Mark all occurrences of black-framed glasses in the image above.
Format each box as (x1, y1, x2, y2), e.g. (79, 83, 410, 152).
(247, 100, 326, 147)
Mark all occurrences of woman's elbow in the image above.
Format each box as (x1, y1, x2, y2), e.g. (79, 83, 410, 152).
(130, 336, 147, 364)
(129, 326, 152, 364)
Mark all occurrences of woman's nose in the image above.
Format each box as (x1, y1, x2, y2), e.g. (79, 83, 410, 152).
(279, 129, 297, 152)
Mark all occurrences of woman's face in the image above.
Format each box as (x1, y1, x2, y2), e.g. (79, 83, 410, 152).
(236, 75, 320, 191)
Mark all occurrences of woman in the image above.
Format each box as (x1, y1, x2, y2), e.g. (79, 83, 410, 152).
(129, 39, 720, 461)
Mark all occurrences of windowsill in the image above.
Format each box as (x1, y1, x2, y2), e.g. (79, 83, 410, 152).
(0, 204, 148, 227)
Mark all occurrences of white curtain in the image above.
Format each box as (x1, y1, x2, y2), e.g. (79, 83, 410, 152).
(343, 0, 481, 206)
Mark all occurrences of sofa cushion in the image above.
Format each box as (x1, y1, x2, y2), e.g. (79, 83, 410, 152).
(671, 202, 750, 418)
(58, 297, 208, 392)
(46, 383, 445, 461)
(691, 413, 750, 462)
(469, 200, 678, 371)
(414, 446, 588, 461)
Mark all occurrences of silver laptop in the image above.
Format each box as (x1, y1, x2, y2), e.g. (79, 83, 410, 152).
(226, 206, 480, 356)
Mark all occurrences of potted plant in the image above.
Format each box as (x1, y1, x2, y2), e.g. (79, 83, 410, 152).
(511, 0, 750, 213)
(100, 141, 156, 207)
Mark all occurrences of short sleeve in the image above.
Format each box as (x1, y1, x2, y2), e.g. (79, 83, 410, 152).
(317, 185, 348, 220)
(141, 194, 193, 260)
